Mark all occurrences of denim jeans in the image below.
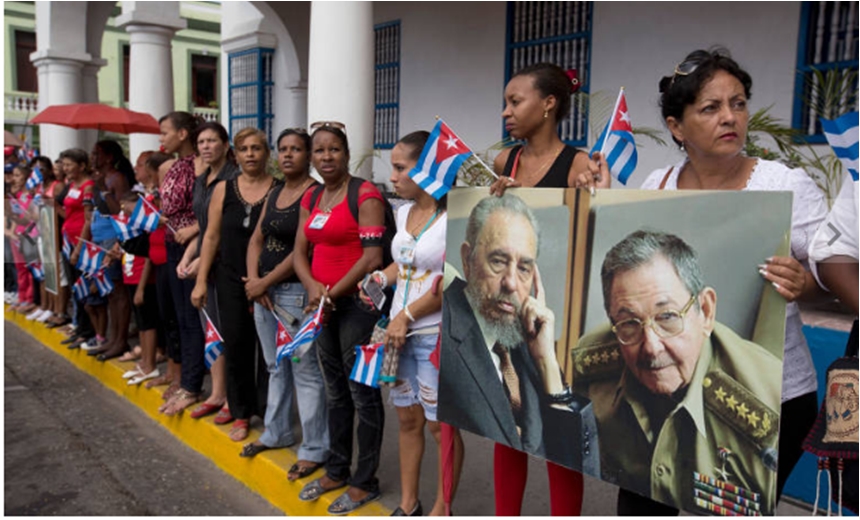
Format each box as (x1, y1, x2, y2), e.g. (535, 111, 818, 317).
(316, 293, 384, 493)
(389, 332, 440, 421)
(253, 282, 329, 462)
(166, 241, 205, 393)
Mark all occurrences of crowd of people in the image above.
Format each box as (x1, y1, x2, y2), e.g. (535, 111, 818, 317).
(4, 48, 856, 516)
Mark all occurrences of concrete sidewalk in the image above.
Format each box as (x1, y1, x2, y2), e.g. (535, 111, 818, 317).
(5, 308, 813, 516)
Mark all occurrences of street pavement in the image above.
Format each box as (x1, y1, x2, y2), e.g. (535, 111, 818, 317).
(4, 321, 812, 516)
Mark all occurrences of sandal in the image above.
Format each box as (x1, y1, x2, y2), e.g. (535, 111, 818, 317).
(287, 461, 324, 481)
(118, 347, 142, 363)
(189, 402, 223, 419)
(161, 382, 181, 401)
(213, 406, 234, 425)
(327, 489, 381, 515)
(298, 477, 347, 502)
(229, 419, 250, 442)
(240, 442, 271, 458)
(162, 389, 200, 416)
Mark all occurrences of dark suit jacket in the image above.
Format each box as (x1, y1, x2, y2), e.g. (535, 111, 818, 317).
(438, 278, 600, 474)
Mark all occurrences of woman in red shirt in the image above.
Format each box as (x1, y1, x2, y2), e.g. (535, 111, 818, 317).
(294, 123, 386, 515)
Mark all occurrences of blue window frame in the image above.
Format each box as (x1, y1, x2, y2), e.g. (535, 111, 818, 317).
(374, 21, 400, 150)
(228, 47, 275, 144)
(792, 2, 858, 143)
(504, 1, 593, 147)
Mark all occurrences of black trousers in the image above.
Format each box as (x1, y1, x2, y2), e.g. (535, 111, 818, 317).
(153, 262, 181, 362)
(215, 269, 266, 421)
(165, 241, 205, 393)
(617, 391, 820, 515)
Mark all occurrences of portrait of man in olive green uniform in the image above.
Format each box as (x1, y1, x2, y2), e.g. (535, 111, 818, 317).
(573, 230, 782, 515)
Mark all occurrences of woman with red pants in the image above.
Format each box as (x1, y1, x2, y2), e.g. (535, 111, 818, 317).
(489, 62, 609, 515)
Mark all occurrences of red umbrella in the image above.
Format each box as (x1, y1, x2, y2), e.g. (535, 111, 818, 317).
(30, 103, 160, 134)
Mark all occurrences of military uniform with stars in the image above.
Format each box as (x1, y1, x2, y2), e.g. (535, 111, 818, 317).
(572, 322, 782, 515)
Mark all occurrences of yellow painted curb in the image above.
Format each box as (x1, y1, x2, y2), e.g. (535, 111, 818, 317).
(5, 307, 391, 516)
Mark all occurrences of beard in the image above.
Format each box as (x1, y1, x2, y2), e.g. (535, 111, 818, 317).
(465, 282, 525, 351)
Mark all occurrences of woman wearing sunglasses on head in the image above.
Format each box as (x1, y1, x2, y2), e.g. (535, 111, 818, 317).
(625, 48, 828, 516)
(192, 128, 279, 442)
(293, 122, 387, 515)
(241, 128, 330, 476)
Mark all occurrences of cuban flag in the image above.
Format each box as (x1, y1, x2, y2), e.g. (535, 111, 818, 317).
(25, 166, 43, 190)
(110, 211, 142, 242)
(203, 313, 225, 369)
(276, 304, 324, 367)
(591, 88, 638, 185)
(8, 197, 25, 215)
(820, 112, 858, 181)
(92, 270, 114, 296)
(32, 192, 43, 207)
(409, 119, 474, 199)
(128, 196, 160, 233)
(27, 261, 44, 282)
(350, 343, 385, 388)
(72, 276, 90, 301)
(76, 242, 106, 275)
(62, 233, 73, 260)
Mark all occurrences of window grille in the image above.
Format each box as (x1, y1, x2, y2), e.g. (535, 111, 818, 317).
(505, 1, 593, 146)
(228, 48, 274, 143)
(792, 1, 858, 142)
(374, 21, 400, 150)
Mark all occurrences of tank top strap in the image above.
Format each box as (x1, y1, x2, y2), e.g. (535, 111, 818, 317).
(500, 145, 524, 178)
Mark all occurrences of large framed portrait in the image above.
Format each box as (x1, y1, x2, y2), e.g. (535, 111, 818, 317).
(38, 205, 60, 295)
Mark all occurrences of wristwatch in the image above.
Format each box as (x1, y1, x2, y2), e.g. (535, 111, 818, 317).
(547, 385, 576, 405)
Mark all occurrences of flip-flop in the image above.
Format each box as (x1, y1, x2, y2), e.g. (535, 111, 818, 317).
(327, 489, 381, 515)
(213, 406, 234, 425)
(240, 442, 271, 458)
(298, 477, 347, 502)
(229, 419, 250, 442)
(163, 389, 199, 417)
(287, 461, 324, 481)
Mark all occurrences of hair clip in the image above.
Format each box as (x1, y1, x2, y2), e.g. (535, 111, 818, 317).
(566, 69, 581, 93)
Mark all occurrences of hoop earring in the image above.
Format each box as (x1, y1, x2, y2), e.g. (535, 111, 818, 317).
(543, 109, 549, 119)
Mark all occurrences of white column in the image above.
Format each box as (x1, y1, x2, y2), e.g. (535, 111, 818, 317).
(308, 1, 374, 180)
(79, 59, 106, 152)
(286, 84, 308, 130)
(30, 54, 87, 160)
(116, 6, 185, 161)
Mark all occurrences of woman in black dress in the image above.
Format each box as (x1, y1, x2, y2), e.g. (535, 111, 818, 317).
(191, 127, 279, 442)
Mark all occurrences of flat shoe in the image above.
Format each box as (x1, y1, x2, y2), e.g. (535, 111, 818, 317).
(240, 442, 271, 458)
(128, 369, 160, 386)
(298, 478, 347, 502)
(122, 366, 143, 379)
(189, 402, 223, 419)
(287, 461, 324, 481)
(327, 489, 381, 515)
(391, 501, 423, 516)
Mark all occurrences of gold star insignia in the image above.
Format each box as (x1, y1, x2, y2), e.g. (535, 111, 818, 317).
(582, 355, 592, 367)
(714, 387, 727, 402)
(761, 413, 772, 433)
(747, 411, 760, 428)
(601, 351, 610, 363)
(725, 395, 738, 411)
(610, 350, 620, 361)
(736, 402, 749, 420)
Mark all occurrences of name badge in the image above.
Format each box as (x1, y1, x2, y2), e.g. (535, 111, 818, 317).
(397, 240, 416, 266)
(309, 213, 330, 230)
(67, 188, 81, 199)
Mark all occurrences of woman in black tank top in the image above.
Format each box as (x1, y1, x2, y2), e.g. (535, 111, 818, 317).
(490, 62, 610, 195)
(487, 62, 612, 517)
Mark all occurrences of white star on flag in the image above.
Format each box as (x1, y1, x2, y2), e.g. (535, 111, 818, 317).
(279, 330, 288, 341)
(207, 330, 215, 338)
(619, 110, 631, 125)
(444, 136, 459, 150)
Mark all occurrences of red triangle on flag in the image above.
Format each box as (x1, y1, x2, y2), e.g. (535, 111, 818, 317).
(434, 123, 471, 164)
(610, 95, 633, 132)
(361, 343, 382, 366)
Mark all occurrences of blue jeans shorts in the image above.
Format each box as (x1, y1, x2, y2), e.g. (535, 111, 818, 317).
(389, 331, 440, 421)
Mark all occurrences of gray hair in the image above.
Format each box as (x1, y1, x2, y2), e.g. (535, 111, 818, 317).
(465, 193, 541, 260)
(601, 230, 705, 314)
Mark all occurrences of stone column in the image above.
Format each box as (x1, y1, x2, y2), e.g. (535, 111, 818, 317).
(116, 4, 186, 160)
(30, 52, 88, 160)
(79, 59, 106, 153)
(308, 1, 374, 180)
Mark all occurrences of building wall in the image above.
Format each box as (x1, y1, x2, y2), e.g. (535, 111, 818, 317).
(366, 1, 805, 187)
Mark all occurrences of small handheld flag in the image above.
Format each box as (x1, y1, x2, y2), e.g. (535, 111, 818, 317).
(25, 166, 43, 191)
(27, 261, 44, 282)
(92, 270, 114, 296)
(409, 119, 486, 200)
(9, 197, 25, 215)
(273, 310, 294, 362)
(76, 240, 107, 275)
(72, 276, 90, 301)
(591, 88, 638, 185)
(350, 342, 385, 388)
(820, 112, 859, 181)
(275, 303, 324, 367)
(129, 196, 161, 233)
(62, 233, 73, 260)
(202, 308, 225, 369)
(110, 211, 143, 242)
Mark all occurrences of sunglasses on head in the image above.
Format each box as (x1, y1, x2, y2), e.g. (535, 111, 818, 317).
(310, 121, 347, 131)
(669, 57, 704, 89)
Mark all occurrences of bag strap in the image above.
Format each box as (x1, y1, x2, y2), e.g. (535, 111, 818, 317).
(308, 184, 325, 212)
(658, 167, 674, 190)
